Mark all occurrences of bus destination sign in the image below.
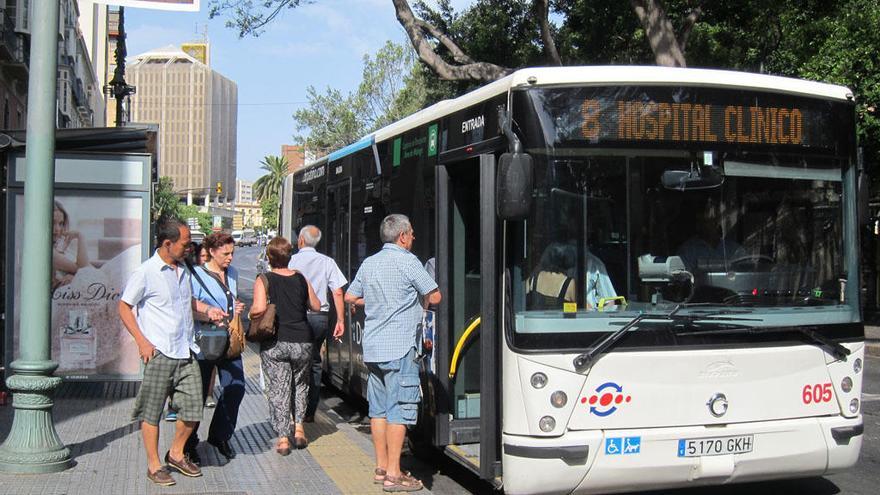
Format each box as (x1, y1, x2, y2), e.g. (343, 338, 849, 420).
(520, 86, 852, 152)
(584, 100, 804, 145)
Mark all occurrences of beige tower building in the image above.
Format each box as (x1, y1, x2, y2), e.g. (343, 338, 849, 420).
(127, 44, 238, 202)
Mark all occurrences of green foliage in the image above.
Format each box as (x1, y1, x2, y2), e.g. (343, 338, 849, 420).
(789, 0, 880, 171)
(207, 0, 311, 38)
(293, 40, 429, 154)
(261, 194, 279, 231)
(360, 41, 429, 130)
(253, 155, 289, 203)
(178, 204, 213, 234)
(213, 0, 880, 175)
(152, 176, 181, 221)
(292, 86, 365, 155)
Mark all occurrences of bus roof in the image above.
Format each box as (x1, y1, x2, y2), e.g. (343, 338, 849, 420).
(297, 66, 853, 173)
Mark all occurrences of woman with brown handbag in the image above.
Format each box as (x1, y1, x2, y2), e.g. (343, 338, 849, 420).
(185, 232, 246, 462)
(250, 236, 320, 455)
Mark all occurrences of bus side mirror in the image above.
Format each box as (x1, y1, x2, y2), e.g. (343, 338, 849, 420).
(496, 152, 533, 220)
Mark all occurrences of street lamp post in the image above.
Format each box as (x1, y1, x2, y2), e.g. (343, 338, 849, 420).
(0, 0, 72, 473)
(104, 6, 136, 127)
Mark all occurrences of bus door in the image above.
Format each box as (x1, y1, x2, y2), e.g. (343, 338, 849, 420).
(325, 178, 351, 388)
(437, 153, 500, 480)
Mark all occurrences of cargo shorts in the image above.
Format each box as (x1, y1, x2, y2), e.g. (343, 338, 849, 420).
(366, 347, 421, 425)
(132, 352, 203, 426)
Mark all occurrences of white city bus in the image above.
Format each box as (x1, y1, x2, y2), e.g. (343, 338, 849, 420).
(282, 66, 865, 494)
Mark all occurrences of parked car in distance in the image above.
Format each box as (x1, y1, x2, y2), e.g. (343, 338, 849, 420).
(240, 229, 257, 246)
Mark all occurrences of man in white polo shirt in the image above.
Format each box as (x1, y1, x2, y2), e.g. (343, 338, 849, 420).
(118, 217, 226, 486)
(288, 225, 346, 422)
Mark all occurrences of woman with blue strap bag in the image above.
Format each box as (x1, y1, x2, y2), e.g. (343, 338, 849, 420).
(185, 232, 246, 461)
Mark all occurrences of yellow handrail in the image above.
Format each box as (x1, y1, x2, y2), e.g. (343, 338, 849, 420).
(448, 316, 481, 379)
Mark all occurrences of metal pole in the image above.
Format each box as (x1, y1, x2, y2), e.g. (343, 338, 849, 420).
(114, 7, 125, 127)
(0, 0, 71, 473)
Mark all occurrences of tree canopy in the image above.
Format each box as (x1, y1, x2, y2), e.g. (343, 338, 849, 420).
(152, 176, 181, 221)
(292, 40, 428, 154)
(209, 0, 879, 166)
(253, 155, 289, 203)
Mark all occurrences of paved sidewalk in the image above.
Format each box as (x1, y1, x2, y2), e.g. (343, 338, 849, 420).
(866, 325, 880, 357)
(0, 345, 421, 495)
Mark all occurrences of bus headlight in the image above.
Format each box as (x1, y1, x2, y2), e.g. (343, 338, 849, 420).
(550, 391, 568, 408)
(849, 398, 860, 414)
(531, 372, 548, 389)
(539, 416, 556, 432)
(853, 358, 862, 374)
(841, 376, 853, 393)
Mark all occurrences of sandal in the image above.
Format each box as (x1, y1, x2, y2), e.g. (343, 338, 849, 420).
(276, 438, 291, 456)
(293, 426, 308, 449)
(293, 435, 309, 449)
(373, 467, 387, 484)
(382, 472, 423, 492)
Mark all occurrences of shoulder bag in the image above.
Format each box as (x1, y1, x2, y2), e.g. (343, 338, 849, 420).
(246, 272, 277, 343)
(188, 263, 231, 361)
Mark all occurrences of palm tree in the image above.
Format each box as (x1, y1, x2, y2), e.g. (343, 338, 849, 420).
(253, 155, 289, 203)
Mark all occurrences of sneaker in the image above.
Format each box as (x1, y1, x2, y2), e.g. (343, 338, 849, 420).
(147, 466, 175, 486)
(205, 397, 216, 408)
(164, 451, 202, 478)
(165, 410, 177, 422)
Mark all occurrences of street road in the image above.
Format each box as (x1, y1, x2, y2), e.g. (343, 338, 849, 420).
(231, 246, 879, 495)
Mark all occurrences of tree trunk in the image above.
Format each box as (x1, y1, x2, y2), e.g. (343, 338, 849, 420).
(391, 0, 511, 81)
(535, 0, 562, 65)
(630, 0, 687, 67)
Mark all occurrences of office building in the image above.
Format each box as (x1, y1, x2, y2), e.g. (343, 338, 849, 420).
(236, 179, 253, 204)
(126, 43, 238, 202)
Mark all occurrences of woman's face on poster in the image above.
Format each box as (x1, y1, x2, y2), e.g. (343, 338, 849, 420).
(53, 209, 67, 241)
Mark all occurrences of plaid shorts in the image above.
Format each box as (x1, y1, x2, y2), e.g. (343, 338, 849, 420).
(132, 352, 203, 426)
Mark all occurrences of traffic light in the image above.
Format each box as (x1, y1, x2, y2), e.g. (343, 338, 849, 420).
(216, 181, 222, 194)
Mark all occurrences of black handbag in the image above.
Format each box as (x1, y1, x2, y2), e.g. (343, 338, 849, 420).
(188, 263, 231, 361)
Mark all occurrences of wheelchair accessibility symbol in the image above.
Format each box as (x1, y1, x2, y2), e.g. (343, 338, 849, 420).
(605, 436, 641, 455)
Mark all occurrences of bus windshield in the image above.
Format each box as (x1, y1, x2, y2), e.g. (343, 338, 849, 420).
(506, 85, 857, 350)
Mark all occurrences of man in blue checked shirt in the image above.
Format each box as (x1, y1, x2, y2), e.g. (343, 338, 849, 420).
(345, 214, 441, 493)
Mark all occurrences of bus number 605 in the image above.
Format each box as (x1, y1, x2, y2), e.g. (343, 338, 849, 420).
(802, 383, 833, 404)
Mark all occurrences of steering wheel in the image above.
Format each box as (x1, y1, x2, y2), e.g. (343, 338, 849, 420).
(728, 254, 774, 271)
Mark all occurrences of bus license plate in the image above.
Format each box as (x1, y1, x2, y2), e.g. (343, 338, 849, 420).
(677, 435, 753, 457)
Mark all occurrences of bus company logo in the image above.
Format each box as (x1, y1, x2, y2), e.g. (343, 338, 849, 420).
(582, 381, 632, 417)
(698, 360, 739, 379)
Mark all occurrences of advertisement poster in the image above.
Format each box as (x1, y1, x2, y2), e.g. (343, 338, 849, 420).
(11, 194, 144, 378)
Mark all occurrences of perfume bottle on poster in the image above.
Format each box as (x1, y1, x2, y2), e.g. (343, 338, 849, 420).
(60, 308, 96, 370)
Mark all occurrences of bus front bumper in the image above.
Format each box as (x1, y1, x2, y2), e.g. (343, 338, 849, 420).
(501, 415, 862, 495)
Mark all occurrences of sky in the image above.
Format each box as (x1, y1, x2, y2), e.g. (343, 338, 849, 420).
(124, 0, 474, 182)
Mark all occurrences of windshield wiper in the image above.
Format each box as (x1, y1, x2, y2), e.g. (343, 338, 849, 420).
(572, 304, 759, 373)
(675, 325, 851, 361)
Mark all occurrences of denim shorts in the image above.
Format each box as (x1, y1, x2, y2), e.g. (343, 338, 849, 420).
(366, 347, 421, 425)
